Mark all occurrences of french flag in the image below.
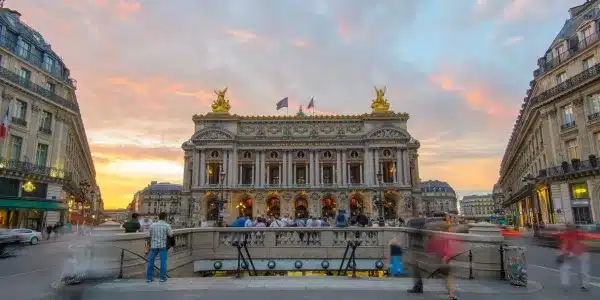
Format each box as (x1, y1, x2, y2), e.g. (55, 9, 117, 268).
(0, 107, 8, 140)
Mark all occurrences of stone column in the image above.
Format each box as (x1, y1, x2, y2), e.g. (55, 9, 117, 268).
(266, 163, 271, 185)
(320, 164, 324, 185)
(254, 151, 260, 186)
(278, 163, 282, 185)
(288, 152, 293, 185)
(309, 151, 314, 185)
(261, 151, 266, 186)
(282, 151, 287, 185)
(336, 150, 342, 185)
(228, 150, 234, 186)
(342, 151, 348, 184)
(315, 151, 320, 186)
(238, 164, 242, 185)
(192, 150, 199, 188)
(359, 164, 363, 184)
(402, 149, 410, 186)
(363, 148, 371, 185)
(374, 149, 380, 181)
(293, 164, 297, 184)
(232, 149, 238, 186)
(199, 150, 206, 186)
(396, 149, 403, 185)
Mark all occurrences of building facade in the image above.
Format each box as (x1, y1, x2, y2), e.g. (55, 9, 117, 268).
(460, 194, 494, 218)
(498, 0, 600, 227)
(181, 87, 422, 224)
(420, 180, 458, 216)
(137, 181, 184, 223)
(0, 8, 100, 230)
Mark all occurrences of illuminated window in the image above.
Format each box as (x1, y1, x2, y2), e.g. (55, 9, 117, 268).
(571, 183, 589, 199)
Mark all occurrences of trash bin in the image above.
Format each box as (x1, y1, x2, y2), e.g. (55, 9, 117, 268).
(503, 245, 527, 286)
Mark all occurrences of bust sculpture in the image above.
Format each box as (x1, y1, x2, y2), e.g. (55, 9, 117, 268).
(371, 86, 390, 113)
(211, 87, 231, 113)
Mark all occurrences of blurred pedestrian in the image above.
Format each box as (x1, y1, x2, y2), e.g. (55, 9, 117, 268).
(557, 223, 589, 290)
(387, 236, 407, 276)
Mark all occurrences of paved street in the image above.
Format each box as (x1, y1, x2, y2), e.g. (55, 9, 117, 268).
(0, 238, 75, 300)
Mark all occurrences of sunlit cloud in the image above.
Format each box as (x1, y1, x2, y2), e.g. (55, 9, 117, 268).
(9, 0, 581, 208)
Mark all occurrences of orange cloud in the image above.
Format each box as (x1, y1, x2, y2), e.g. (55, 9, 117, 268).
(421, 157, 500, 192)
(428, 73, 517, 117)
(226, 29, 261, 42)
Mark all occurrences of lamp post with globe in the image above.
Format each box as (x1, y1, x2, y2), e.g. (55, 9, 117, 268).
(376, 170, 385, 227)
(217, 169, 227, 227)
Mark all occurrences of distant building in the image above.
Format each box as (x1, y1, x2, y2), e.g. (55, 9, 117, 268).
(460, 194, 494, 217)
(136, 181, 184, 224)
(421, 180, 458, 215)
(103, 209, 128, 223)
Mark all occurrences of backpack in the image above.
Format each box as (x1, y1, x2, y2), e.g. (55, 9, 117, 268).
(336, 213, 346, 223)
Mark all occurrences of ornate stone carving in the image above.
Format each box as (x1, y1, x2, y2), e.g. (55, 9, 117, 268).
(240, 126, 255, 135)
(548, 108, 557, 117)
(256, 125, 265, 137)
(282, 125, 292, 137)
(196, 130, 233, 140)
(32, 104, 41, 112)
(255, 192, 265, 202)
(310, 192, 320, 201)
(368, 128, 408, 139)
(347, 124, 362, 134)
(294, 125, 309, 134)
(282, 192, 292, 201)
(267, 126, 281, 134)
(320, 125, 334, 134)
(1, 90, 14, 102)
(309, 125, 319, 138)
(573, 97, 584, 107)
(337, 125, 346, 137)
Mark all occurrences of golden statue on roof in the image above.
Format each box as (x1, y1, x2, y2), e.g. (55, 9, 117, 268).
(371, 86, 390, 113)
(211, 87, 231, 113)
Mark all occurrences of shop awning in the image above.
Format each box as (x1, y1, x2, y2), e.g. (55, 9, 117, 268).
(0, 199, 68, 210)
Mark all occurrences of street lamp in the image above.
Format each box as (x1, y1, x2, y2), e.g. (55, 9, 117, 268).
(376, 170, 385, 227)
(217, 169, 227, 227)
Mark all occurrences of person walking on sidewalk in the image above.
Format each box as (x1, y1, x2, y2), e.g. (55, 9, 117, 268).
(557, 223, 590, 291)
(146, 212, 173, 283)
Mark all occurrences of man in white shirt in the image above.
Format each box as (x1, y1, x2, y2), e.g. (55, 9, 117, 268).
(146, 212, 173, 283)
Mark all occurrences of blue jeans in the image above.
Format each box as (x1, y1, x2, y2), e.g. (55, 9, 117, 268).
(146, 248, 167, 281)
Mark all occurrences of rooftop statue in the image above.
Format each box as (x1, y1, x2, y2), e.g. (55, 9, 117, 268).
(371, 86, 390, 113)
(211, 87, 231, 113)
(296, 105, 306, 117)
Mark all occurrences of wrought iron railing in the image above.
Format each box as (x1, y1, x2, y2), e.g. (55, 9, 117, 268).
(532, 63, 600, 106)
(588, 112, 600, 121)
(10, 116, 26, 127)
(538, 158, 599, 177)
(560, 121, 576, 130)
(0, 157, 70, 179)
(0, 66, 79, 112)
(38, 126, 52, 135)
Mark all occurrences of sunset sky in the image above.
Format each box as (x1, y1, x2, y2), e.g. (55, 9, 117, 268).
(10, 0, 583, 209)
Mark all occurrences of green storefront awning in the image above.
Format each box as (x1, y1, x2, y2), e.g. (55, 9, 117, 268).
(0, 199, 68, 210)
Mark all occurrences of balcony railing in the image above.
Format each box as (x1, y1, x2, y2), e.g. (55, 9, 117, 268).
(0, 66, 79, 112)
(588, 112, 600, 121)
(39, 127, 52, 135)
(531, 63, 600, 106)
(561, 121, 576, 131)
(11, 116, 26, 127)
(537, 157, 600, 178)
(0, 157, 70, 179)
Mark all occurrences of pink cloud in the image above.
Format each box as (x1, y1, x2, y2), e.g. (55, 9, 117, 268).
(226, 29, 261, 42)
(294, 39, 309, 48)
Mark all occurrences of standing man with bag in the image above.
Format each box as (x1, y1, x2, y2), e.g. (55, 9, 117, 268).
(146, 212, 173, 283)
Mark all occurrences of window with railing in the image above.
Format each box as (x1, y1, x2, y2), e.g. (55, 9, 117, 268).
(583, 56, 595, 70)
(19, 67, 31, 83)
(12, 99, 27, 126)
(556, 71, 568, 85)
(8, 135, 22, 161)
(35, 143, 48, 168)
(16, 37, 30, 59)
(39, 110, 52, 134)
(566, 139, 579, 160)
(45, 81, 56, 93)
(562, 104, 574, 128)
(42, 53, 55, 73)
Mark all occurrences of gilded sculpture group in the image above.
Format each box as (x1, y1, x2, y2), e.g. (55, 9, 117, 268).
(210, 86, 392, 114)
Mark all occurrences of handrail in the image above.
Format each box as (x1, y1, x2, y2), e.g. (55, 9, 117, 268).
(110, 245, 170, 279)
(426, 244, 492, 279)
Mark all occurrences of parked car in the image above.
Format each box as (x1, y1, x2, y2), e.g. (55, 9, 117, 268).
(10, 228, 43, 245)
(0, 229, 22, 257)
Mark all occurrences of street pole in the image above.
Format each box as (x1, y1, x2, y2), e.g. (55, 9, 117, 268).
(218, 169, 226, 227)
(376, 170, 385, 227)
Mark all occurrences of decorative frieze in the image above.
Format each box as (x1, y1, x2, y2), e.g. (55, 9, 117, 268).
(573, 97, 584, 107)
